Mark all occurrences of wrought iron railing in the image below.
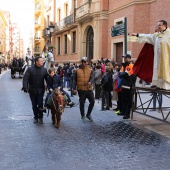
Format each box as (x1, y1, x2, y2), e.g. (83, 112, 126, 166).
(54, 14, 74, 32)
(34, 33, 41, 39)
(34, 48, 40, 52)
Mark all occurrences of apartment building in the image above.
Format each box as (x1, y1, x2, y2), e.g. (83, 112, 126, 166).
(52, 0, 116, 63)
(2, 11, 11, 63)
(0, 10, 8, 63)
(47, 0, 77, 63)
(10, 23, 21, 58)
(75, 0, 108, 63)
(43, 0, 56, 45)
(34, 0, 45, 56)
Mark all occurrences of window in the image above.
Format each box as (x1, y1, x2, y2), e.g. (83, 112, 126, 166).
(74, 0, 77, 8)
(116, 21, 123, 25)
(58, 37, 60, 55)
(64, 34, 67, 54)
(57, 8, 61, 22)
(72, 31, 76, 53)
(64, 3, 68, 17)
(47, 15, 49, 26)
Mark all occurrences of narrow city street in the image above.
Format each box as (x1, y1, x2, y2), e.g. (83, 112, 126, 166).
(0, 70, 170, 170)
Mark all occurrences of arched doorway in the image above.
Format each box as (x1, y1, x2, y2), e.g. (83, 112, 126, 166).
(86, 26, 94, 62)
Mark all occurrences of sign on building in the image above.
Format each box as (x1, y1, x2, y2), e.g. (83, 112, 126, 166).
(111, 23, 125, 37)
(110, 17, 127, 54)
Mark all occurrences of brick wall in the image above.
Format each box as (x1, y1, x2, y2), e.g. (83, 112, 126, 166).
(108, 0, 170, 60)
(100, 0, 109, 11)
(100, 19, 108, 58)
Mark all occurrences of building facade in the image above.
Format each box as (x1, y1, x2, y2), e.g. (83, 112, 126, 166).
(34, 0, 45, 56)
(11, 24, 21, 58)
(44, 0, 170, 64)
(75, 0, 108, 63)
(0, 10, 8, 63)
(51, 0, 78, 63)
(107, 0, 170, 63)
(43, 0, 56, 44)
(2, 11, 11, 63)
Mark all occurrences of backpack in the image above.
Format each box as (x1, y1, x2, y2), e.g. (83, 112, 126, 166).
(114, 77, 122, 92)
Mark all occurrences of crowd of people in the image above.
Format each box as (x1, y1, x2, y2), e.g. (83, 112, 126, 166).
(50, 55, 136, 120)
(0, 62, 9, 74)
(22, 52, 137, 124)
(22, 19, 170, 124)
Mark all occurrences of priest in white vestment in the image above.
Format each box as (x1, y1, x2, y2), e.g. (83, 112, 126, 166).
(131, 20, 170, 90)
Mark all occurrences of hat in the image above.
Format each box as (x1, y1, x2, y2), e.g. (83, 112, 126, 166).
(81, 56, 87, 62)
(105, 66, 110, 72)
(122, 54, 131, 59)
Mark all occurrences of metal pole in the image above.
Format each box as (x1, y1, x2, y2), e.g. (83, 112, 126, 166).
(50, 32, 51, 44)
(124, 17, 127, 54)
(70, 78, 73, 97)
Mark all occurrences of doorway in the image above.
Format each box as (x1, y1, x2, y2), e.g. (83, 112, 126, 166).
(86, 26, 94, 62)
(116, 42, 123, 64)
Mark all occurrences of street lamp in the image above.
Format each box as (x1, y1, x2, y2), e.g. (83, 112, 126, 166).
(46, 25, 55, 44)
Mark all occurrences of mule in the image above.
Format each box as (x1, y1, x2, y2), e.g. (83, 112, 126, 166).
(50, 90, 66, 129)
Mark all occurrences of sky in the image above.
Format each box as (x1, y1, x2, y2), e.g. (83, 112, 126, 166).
(0, 0, 34, 51)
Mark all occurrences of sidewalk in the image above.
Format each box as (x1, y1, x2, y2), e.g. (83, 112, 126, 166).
(132, 80, 170, 138)
(131, 113, 170, 139)
(0, 69, 9, 79)
(66, 88, 170, 139)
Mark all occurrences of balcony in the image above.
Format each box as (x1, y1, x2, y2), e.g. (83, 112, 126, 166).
(34, 48, 40, 52)
(35, 22, 43, 29)
(34, 47, 41, 55)
(35, 17, 43, 28)
(35, 4, 41, 10)
(54, 14, 75, 33)
(34, 37, 41, 45)
(76, 0, 100, 22)
(76, 0, 92, 21)
(35, 4, 41, 15)
(34, 33, 41, 40)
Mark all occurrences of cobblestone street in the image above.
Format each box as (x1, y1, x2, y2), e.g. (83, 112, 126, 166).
(0, 71, 170, 170)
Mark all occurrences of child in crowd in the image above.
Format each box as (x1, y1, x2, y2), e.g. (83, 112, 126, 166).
(113, 67, 122, 114)
(44, 68, 75, 109)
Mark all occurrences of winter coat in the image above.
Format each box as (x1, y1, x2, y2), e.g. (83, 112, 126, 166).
(23, 65, 48, 94)
(119, 62, 136, 89)
(46, 74, 63, 91)
(94, 69, 102, 85)
(101, 72, 110, 91)
(73, 65, 94, 91)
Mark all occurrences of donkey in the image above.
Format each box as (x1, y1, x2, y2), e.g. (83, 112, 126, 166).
(50, 90, 66, 129)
